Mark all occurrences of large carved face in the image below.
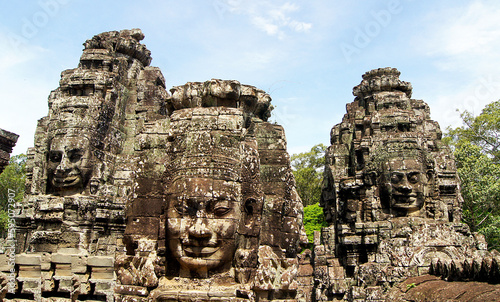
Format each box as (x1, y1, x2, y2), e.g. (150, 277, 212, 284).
(166, 177, 242, 277)
(383, 158, 425, 215)
(47, 136, 93, 193)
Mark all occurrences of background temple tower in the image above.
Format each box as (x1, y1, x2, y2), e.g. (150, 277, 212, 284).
(315, 68, 490, 301)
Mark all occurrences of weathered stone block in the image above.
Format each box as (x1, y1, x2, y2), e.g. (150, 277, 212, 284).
(328, 265, 345, 279)
(57, 278, 74, 292)
(127, 197, 164, 217)
(91, 266, 115, 279)
(124, 216, 160, 238)
(71, 255, 88, 273)
(363, 234, 378, 245)
(88, 256, 114, 267)
(95, 280, 113, 291)
(342, 235, 362, 245)
(51, 253, 72, 264)
(18, 265, 41, 278)
(16, 254, 41, 265)
(314, 245, 325, 256)
(54, 264, 72, 277)
(20, 279, 41, 293)
(298, 263, 313, 277)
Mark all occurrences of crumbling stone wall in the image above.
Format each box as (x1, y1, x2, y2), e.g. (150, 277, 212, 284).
(0, 129, 19, 175)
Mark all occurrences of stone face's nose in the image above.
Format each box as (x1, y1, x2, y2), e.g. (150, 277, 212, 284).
(188, 218, 212, 239)
(55, 154, 72, 173)
(397, 176, 412, 193)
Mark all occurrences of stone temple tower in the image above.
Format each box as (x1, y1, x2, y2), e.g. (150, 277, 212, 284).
(12, 29, 168, 300)
(4, 29, 307, 301)
(314, 68, 492, 301)
(0, 129, 19, 174)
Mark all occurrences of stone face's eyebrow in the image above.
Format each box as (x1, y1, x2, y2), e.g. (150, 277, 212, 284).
(68, 148, 84, 153)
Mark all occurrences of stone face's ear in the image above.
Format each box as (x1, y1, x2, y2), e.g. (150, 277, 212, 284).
(426, 169, 434, 182)
(244, 197, 257, 215)
(365, 171, 378, 186)
(90, 178, 99, 195)
(239, 196, 262, 237)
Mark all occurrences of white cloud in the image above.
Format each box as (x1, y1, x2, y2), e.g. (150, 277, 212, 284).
(423, 1, 500, 57)
(226, 1, 312, 39)
(412, 0, 500, 129)
(416, 0, 500, 74)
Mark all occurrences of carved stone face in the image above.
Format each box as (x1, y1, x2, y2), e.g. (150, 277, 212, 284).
(47, 136, 93, 193)
(166, 177, 242, 277)
(383, 158, 425, 214)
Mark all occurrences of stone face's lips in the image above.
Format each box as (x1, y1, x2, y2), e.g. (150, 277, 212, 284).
(393, 194, 421, 208)
(183, 246, 220, 257)
(393, 194, 418, 198)
(52, 176, 80, 187)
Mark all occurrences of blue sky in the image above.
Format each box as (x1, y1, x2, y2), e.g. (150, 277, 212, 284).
(2, 0, 500, 155)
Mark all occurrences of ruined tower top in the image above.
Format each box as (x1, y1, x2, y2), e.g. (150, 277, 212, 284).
(353, 67, 412, 99)
(83, 28, 152, 66)
(168, 79, 273, 121)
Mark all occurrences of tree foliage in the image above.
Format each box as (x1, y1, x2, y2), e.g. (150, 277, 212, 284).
(291, 144, 327, 206)
(446, 100, 500, 163)
(292, 144, 329, 248)
(0, 154, 26, 234)
(454, 142, 500, 249)
(445, 100, 500, 250)
(303, 202, 328, 246)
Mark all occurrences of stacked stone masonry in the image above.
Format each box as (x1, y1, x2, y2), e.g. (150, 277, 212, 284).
(1, 30, 500, 301)
(0, 129, 19, 175)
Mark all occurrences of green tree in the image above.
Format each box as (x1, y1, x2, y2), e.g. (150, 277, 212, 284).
(291, 144, 327, 206)
(454, 142, 500, 249)
(303, 202, 328, 247)
(446, 100, 500, 163)
(445, 100, 500, 250)
(0, 154, 26, 235)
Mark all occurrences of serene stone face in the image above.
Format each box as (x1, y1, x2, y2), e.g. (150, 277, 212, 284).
(47, 136, 93, 193)
(383, 158, 425, 214)
(166, 177, 242, 276)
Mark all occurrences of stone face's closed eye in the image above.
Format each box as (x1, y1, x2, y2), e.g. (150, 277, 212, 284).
(213, 206, 231, 217)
